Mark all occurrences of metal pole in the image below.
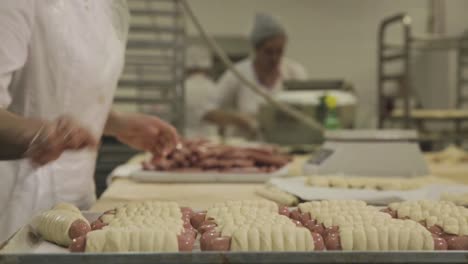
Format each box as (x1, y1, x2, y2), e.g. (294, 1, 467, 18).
(377, 13, 407, 129)
(403, 16, 412, 129)
(377, 20, 384, 129)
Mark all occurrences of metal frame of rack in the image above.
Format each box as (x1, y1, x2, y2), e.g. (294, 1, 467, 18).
(457, 34, 468, 109)
(94, 0, 186, 196)
(116, 0, 186, 130)
(377, 13, 468, 130)
(3, 251, 468, 264)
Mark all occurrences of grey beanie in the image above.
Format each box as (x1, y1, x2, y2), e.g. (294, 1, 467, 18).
(250, 12, 287, 47)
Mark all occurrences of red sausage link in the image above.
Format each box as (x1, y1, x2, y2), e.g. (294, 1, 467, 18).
(190, 211, 207, 229)
(69, 236, 87, 252)
(180, 207, 194, 217)
(445, 235, 468, 250)
(200, 219, 217, 227)
(427, 225, 444, 237)
(300, 212, 311, 224)
(289, 209, 302, 222)
(68, 219, 91, 240)
(209, 236, 231, 251)
(198, 223, 217, 234)
(278, 205, 290, 218)
(323, 226, 339, 239)
(177, 234, 196, 252)
(324, 232, 342, 250)
(90, 219, 107, 231)
(432, 234, 448, 250)
(309, 223, 326, 236)
(291, 219, 303, 227)
(311, 232, 326, 251)
(182, 227, 197, 239)
(303, 220, 318, 235)
(201, 231, 221, 250)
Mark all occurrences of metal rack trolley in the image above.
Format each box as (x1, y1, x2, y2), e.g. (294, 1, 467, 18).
(115, 0, 186, 130)
(94, 0, 186, 196)
(377, 13, 468, 144)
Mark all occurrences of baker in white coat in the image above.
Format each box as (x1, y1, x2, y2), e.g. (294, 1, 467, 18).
(0, 0, 179, 243)
(205, 13, 308, 135)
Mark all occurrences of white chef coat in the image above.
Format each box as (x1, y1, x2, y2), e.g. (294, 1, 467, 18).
(0, 0, 129, 243)
(217, 57, 308, 115)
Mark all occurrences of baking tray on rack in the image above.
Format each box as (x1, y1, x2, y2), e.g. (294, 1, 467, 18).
(2, 213, 468, 263)
(2, 251, 468, 264)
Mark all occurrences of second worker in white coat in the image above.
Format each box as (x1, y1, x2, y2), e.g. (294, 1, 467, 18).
(204, 12, 308, 137)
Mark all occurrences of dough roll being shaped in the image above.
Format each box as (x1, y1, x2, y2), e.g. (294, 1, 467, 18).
(34, 203, 90, 247)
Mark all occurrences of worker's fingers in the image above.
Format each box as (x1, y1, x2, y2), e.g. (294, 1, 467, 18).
(65, 127, 98, 150)
(30, 150, 62, 165)
(53, 116, 98, 150)
(158, 122, 179, 156)
(55, 116, 74, 136)
(25, 116, 98, 166)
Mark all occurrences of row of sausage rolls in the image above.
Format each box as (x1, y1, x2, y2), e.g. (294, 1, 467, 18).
(382, 200, 468, 250)
(191, 199, 325, 251)
(70, 201, 196, 252)
(290, 200, 446, 251)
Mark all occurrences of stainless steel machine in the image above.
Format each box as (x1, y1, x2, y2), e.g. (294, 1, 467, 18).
(258, 80, 357, 146)
(303, 130, 429, 177)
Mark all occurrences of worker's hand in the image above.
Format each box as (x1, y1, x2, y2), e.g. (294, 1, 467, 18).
(24, 116, 99, 165)
(204, 110, 259, 139)
(111, 113, 179, 160)
(232, 113, 259, 137)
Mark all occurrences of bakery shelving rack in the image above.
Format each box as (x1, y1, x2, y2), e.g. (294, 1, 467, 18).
(94, 0, 187, 196)
(377, 13, 468, 147)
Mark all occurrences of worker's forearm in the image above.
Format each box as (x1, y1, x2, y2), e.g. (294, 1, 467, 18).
(0, 109, 40, 160)
(203, 109, 255, 128)
(204, 109, 250, 128)
(103, 110, 125, 137)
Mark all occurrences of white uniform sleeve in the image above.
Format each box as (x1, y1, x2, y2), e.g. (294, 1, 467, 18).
(0, 0, 35, 108)
(282, 58, 308, 81)
(216, 70, 240, 110)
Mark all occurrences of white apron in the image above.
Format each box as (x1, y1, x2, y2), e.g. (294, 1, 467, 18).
(0, 0, 129, 242)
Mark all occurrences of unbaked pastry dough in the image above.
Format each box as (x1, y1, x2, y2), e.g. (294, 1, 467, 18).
(34, 203, 88, 247)
(85, 201, 186, 252)
(255, 186, 299, 206)
(85, 228, 179, 252)
(298, 200, 435, 250)
(427, 145, 468, 165)
(389, 200, 468, 235)
(306, 175, 452, 191)
(101, 201, 183, 234)
(441, 192, 468, 206)
(209, 200, 278, 212)
(339, 221, 433, 251)
(230, 225, 314, 252)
